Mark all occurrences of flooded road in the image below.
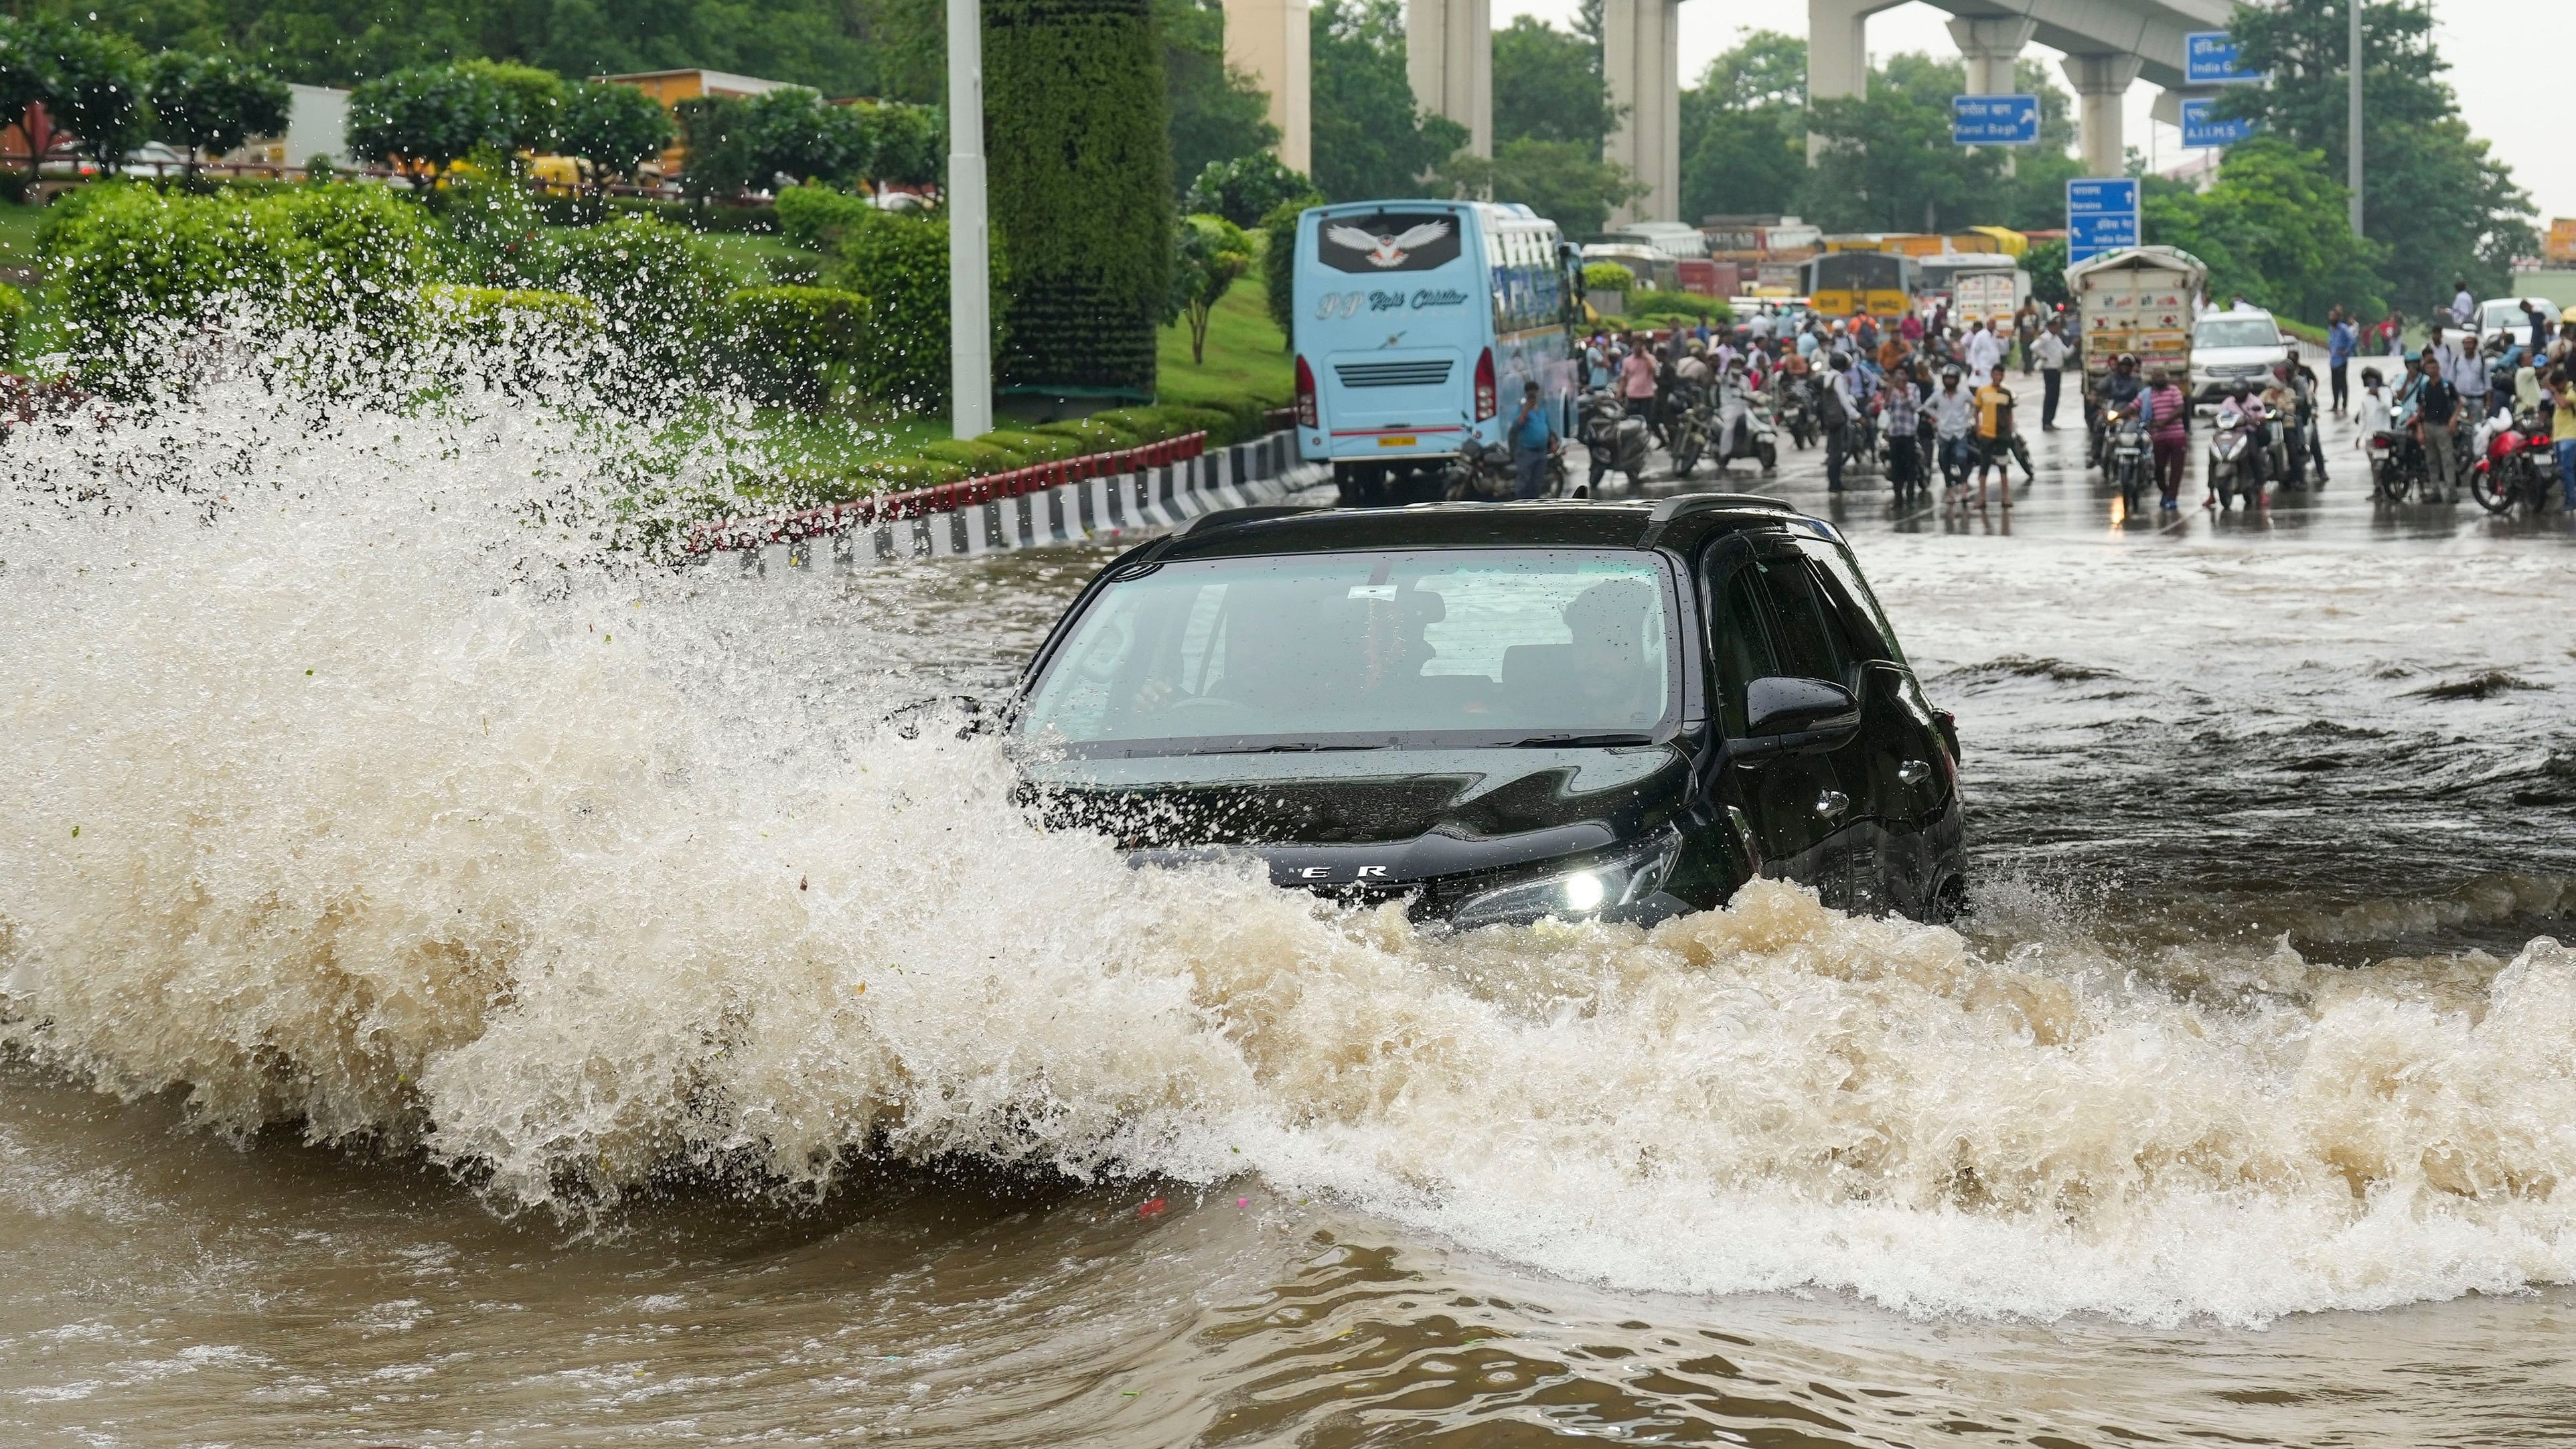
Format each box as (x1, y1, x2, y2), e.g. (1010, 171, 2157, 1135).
(4, 382, 2575, 1447)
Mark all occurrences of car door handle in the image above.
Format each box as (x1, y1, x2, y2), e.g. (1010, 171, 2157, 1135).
(1899, 759, 1931, 785)
(1814, 790, 1849, 818)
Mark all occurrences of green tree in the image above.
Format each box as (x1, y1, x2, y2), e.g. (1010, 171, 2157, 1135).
(1186, 149, 1318, 227)
(1678, 30, 1805, 221)
(1, 15, 63, 136)
(1441, 138, 1641, 234)
(1166, 212, 1252, 364)
(2220, 0, 2535, 311)
(2144, 137, 2384, 322)
(736, 86, 858, 187)
(554, 79, 674, 195)
(1308, 0, 1468, 202)
(457, 58, 564, 158)
(1797, 53, 2004, 232)
(1159, 0, 1278, 198)
(148, 50, 292, 179)
(46, 23, 152, 173)
(347, 64, 512, 190)
(988, 0, 1172, 397)
(1491, 15, 1612, 153)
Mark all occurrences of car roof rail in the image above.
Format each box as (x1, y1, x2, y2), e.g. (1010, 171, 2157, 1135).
(1639, 491, 1793, 546)
(1170, 504, 1327, 538)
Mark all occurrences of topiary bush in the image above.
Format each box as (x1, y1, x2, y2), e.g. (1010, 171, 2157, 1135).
(988, 0, 1170, 397)
(847, 456, 969, 492)
(552, 214, 731, 385)
(824, 207, 999, 414)
(914, 438, 1025, 475)
(978, 428, 1078, 462)
(773, 183, 880, 252)
(720, 285, 867, 408)
(1034, 416, 1140, 452)
(421, 284, 602, 394)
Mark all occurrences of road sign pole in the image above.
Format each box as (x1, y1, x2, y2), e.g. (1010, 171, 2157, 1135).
(948, 0, 992, 440)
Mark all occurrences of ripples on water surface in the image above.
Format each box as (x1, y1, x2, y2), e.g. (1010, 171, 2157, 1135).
(3, 344, 2575, 1445)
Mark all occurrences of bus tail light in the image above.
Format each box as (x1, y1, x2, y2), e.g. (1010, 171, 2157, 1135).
(1473, 348, 1497, 421)
(1294, 354, 1318, 429)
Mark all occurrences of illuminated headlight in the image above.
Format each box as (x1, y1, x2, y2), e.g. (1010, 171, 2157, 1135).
(1448, 830, 1683, 929)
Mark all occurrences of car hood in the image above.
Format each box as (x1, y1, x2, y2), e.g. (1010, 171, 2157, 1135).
(1016, 743, 1693, 889)
(2194, 344, 2290, 369)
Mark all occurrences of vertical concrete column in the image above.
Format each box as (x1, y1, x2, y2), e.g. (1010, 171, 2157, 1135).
(1222, 0, 1312, 173)
(1946, 16, 2035, 177)
(1406, 0, 1492, 159)
(2062, 52, 2143, 179)
(1604, 0, 1680, 223)
(1805, 0, 1880, 164)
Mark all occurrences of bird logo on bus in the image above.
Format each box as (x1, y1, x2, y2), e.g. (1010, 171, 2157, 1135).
(1326, 221, 1452, 269)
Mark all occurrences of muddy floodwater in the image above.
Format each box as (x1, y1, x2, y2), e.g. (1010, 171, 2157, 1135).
(4, 376, 2575, 1447)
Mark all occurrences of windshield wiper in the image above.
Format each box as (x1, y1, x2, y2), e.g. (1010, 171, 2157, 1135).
(1194, 741, 1395, 755)
(1502, 732, 1657, 747)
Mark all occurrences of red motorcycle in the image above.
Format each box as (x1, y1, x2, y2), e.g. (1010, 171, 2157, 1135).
(2471, 410, 2558, 515)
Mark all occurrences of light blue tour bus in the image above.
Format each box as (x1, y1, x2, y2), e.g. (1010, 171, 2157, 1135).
(1292, 200, 1584, 506)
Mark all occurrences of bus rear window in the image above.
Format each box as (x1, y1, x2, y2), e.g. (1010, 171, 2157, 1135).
(1317, 212, 1464, 274)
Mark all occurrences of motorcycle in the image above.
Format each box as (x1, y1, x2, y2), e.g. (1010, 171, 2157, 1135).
(2261, 397, 2307, 489)
(1775, 376, 1816, 451)
(1666, 384, 1713, 479)
(1442, 436, 1521, 502)
(1578, 388, 1652, 495)
(2208, 398, 2268, 510)
(2367, 429, 2422, 504)
(2470, 410, 2558, 515)
(2102, 400, 2151, 512)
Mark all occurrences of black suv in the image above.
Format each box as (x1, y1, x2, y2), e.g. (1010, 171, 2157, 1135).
(1010, 496, 1964, 926)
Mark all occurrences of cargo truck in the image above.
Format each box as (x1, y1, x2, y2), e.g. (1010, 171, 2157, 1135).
(2066, 246, 2208, 392)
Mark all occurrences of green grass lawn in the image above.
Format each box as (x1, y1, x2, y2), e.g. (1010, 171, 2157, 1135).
(1156, 269, 1292, 411)
(692, 232, 825, 287)
(0, 200, 40, 274)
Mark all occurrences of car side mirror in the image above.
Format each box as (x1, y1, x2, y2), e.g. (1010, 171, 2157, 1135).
(1735, 676, 1860, 759)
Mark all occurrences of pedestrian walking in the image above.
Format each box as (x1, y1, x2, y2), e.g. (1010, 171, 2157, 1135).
(1970, 363, 2018, 508)
(2414, 346, 2462, 504)
(2032, 319, 2070, 431)
(1881, 370, 1922, 502)
(2550, 366, 2576, 510)
(1619, 335, 1657, 420)
(1929, 366, 1975, 496)
(2449, 279, 2476, 329)
(1821, 354, 1858, 493)
(2143, 366, 2190, 511)
(1963, 319, 2005, 378)
(2327, 306, 2356, 416)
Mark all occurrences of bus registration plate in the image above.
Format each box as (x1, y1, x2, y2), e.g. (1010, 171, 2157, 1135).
(1377, 435, 1418, 448)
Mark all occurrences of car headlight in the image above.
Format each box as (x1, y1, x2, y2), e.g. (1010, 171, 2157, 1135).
(1447, 829, 1684, 929)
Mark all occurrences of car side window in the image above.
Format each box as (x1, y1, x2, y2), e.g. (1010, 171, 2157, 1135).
(1703, 552, 1781, 739)
(1755, 549, 1856, 690)
(1794, 536, 1905, 666)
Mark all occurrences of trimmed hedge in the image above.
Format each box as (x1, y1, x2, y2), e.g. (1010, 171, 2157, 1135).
(1034, 416, 1141, 452)
(914, 438, 1025, 474)
(978, 427, 1078, 461)
(774, 184, 879, 251)
(721, 284, 867, 408)
(988, 0, 1170, 396)
(1626, 288, 1731, 325)
(826, 207, 983, 413)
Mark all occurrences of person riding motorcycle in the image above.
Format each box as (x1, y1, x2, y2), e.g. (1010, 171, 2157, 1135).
(2089, 354, 2144, 466)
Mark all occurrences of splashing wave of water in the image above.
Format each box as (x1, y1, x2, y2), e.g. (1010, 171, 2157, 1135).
(4, 345, 2573, 1330)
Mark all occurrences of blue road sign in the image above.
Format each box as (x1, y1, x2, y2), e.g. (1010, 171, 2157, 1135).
(2185, 31, 2261, 85)
(2066, 177, 2140, 264)
(1952, 94, 2041, 146)
(2179, 98, 2256, 149)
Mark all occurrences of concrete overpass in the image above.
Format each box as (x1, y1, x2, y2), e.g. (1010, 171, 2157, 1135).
(1217, 0, 2235, 226)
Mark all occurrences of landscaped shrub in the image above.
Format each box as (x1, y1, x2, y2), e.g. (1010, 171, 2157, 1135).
(847, 455, 969, 491)
(773, 184, 879, 252)
(1093, 405, 1197, 443)
(43, 181, 433, 388)
(720, 285, 866, 408)
(1625, 288, 1731, 325)
(1152, 403, 1237, 444)
(0, 283, 26, 360)
(826, 208, 992, 413)
(0, 169, 30, 205)
(988, 0, 1170, 396)
(1582, 262, 1635, 293)
(420, 284, 601, 392)
(552, 214, 730, 381)
(913, 438, 1025, 475)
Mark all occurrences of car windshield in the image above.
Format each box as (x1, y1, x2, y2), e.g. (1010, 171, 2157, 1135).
(1019, 549, 1675, 755)
(2484, 302, 2552, 331)
(2194, 317, 2279, 349)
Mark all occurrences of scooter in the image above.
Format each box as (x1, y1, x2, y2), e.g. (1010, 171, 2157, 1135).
(2208, 397, 2268, 510)
(2470, 410, 2558, 515)
(1667, 385, 1713, 479)
(1775, 376, 1816, 450)
(1578, 388, 1652, 495)
(1708, 382, 1780, 476)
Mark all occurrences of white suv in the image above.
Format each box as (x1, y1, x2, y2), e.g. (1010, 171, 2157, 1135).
(2189, 308, 2291, 403)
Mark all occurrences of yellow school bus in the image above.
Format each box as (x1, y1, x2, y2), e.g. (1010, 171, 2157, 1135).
(1802, 250, 1918, 320)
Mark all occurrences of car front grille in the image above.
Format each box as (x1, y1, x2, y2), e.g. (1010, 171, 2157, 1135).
(1335, 360, 1454, 388)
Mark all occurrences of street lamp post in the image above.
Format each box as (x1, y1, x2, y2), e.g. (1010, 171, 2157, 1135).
(2348, 0, 2364, 237)
(949, 0, 993, 438)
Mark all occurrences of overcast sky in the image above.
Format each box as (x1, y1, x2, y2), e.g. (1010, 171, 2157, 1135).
(1495, 1, 2573, 226)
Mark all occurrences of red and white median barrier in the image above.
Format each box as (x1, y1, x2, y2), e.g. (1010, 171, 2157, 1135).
(684, 430, 1324, 572)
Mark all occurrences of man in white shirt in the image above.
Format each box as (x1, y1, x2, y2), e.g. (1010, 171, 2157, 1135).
(2450, 279, 2476, 329)
(1928, 366, 1977, 493)
(2351, 366, 2391, 447)
(1963, 320, 2006, 378)
(2447, 330, 2492, 422)
(2030, 319, 2072, 430)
